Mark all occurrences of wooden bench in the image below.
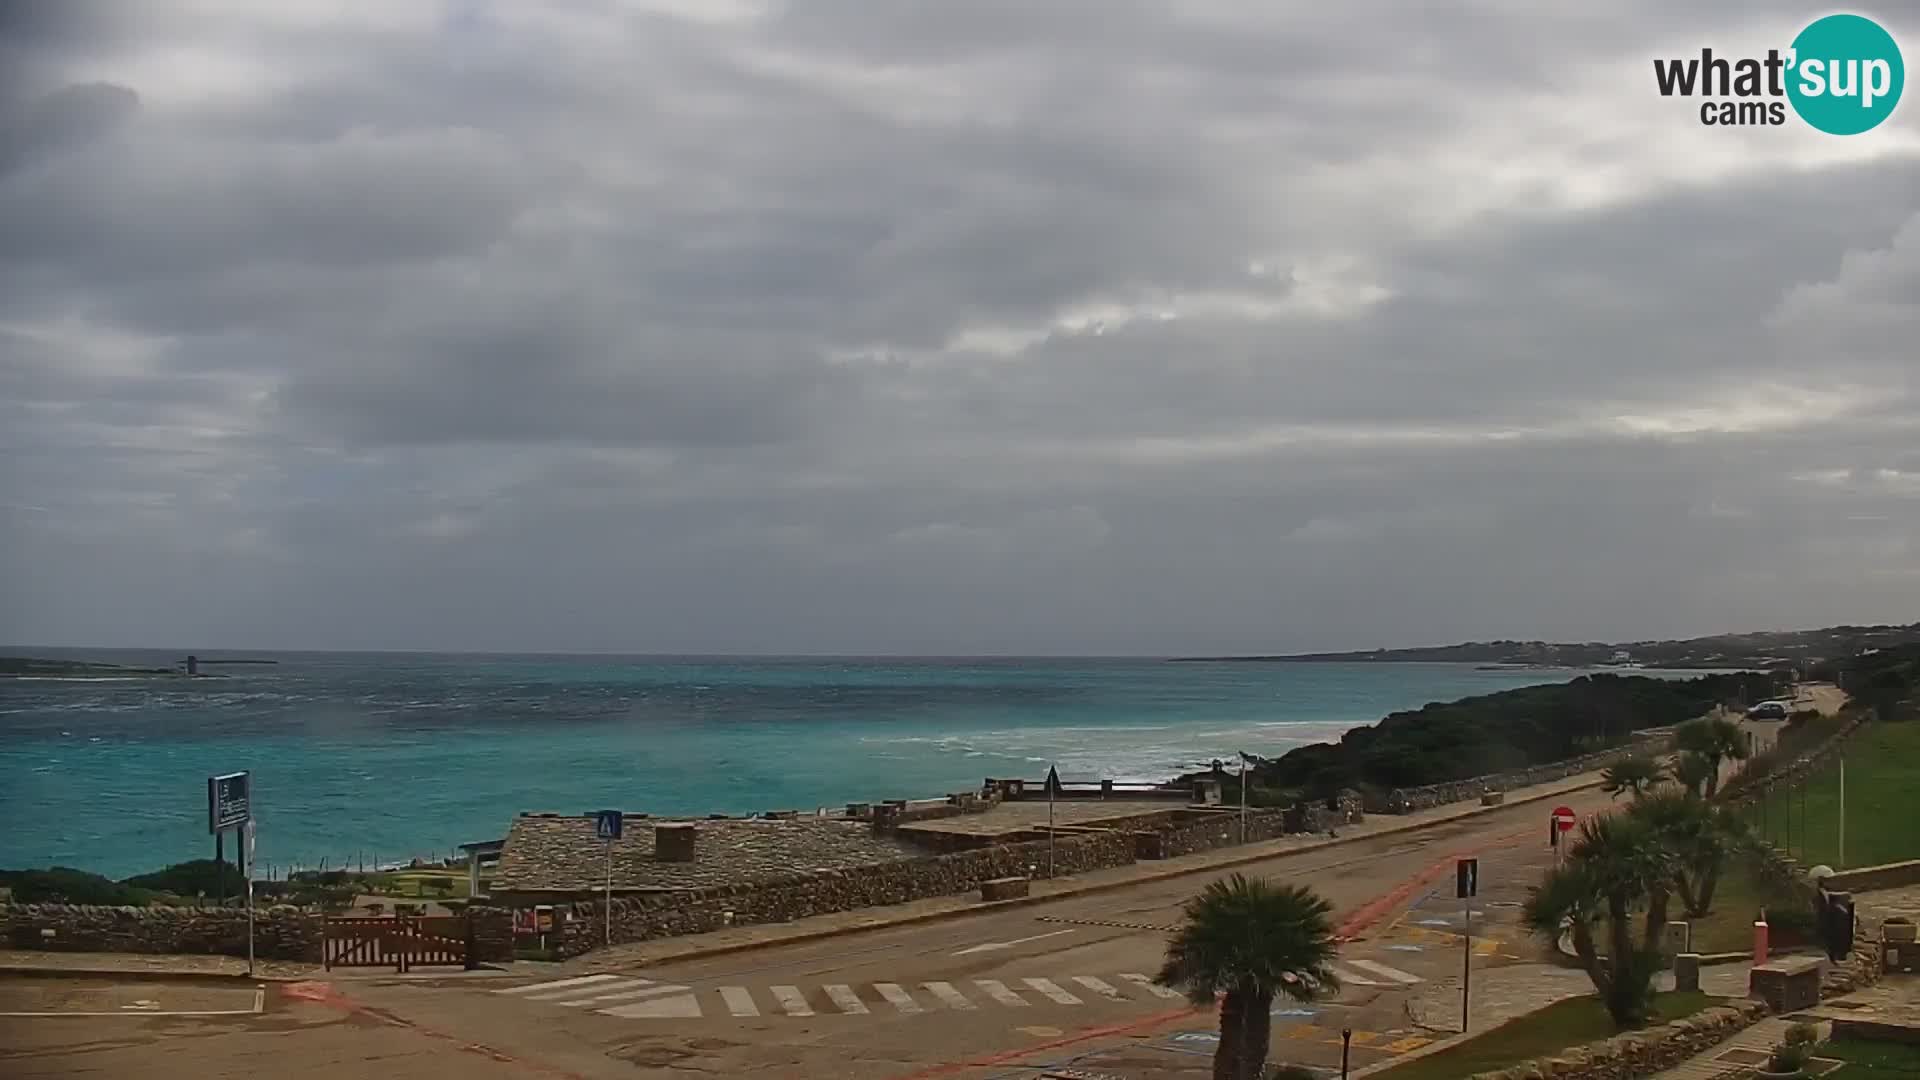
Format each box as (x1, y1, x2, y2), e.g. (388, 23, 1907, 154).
(982, 877, 1030, 902)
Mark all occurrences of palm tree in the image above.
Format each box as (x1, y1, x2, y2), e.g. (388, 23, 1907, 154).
(1674, 717, 1749, 796)
(1523, 813, 1673, 1027)
(1629, 790, 1756, 918)
(1157, 874, 1340, 1080)
(1671, 752, 1716, 797)
(1600, 755, 1667, 799)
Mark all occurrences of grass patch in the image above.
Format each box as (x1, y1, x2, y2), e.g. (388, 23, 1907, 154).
(366, 870, 470, 899)
(1687, 863, 1811, 954)
(1742, 720, 1920, 870)
(1369, 993, 1722, 1080)
(1822, 1035, 1920, 1077)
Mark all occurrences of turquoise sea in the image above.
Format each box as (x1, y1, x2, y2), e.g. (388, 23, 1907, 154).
(1, 650, 1647, 878)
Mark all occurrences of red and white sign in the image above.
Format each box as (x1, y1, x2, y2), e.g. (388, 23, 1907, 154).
(1551, 806, 1578, 832)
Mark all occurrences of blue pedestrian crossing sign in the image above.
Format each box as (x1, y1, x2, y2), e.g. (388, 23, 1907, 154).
(595, 809, 623, 841)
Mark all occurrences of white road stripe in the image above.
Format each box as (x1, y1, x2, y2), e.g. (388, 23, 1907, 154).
(1331, 964, 1385, 986)
(1072, 975, 1125, 1001)
(1347, 958, 1423, 985)
(600, 994, 702, 1019)
(974, 979, 1028, 1007)
(559, 983, 688, 1007)
(525, 978, 651, 1002)
(1119, 973, 1183, 999)
(924, 981, 977, 1010)
(494, 974, 621, 996)
(719, 986, 760, 1017)
(824, 984, 869, 1014)
(1023, 977, 1082, 1005)
(875, 983, 924, 1014)
(771, 986, 814, 1017)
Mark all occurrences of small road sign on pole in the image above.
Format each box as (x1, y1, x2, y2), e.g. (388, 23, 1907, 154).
(1457, 857, 1477, 1033)
(594, 811, 622, 948)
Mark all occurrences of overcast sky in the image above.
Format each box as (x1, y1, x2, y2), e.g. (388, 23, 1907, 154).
(1, 1, 1916, 656)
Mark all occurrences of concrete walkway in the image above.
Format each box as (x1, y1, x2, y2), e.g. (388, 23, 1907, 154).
(1651, 1013, 1832, 1079)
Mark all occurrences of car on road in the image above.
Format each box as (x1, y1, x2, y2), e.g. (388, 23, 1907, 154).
(1745, 700, 1790, 720)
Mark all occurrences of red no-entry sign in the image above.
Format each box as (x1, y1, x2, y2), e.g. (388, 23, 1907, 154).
(1552, 806, 1578, 832)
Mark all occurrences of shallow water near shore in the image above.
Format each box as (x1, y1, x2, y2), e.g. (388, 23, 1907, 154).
(2, 650, 1648, 878)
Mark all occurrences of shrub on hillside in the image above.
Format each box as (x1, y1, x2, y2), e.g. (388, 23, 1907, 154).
(0, 867, 155, 905)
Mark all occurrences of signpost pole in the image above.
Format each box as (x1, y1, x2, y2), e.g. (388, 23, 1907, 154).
(1238, 757, 1248, 844)
(1838, 756, 1846, 868)
(245, 820, 256, 978)
(1461, 890, 1472, 1033)
(605, 836, 613, 948)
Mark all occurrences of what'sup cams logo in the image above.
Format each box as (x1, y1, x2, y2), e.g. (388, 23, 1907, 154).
(1654, 13, 1904, 133)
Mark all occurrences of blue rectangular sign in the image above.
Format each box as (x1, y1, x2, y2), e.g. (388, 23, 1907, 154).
(595, 809, 623, 841)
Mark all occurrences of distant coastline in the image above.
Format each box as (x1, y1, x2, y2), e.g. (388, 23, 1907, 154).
(1168, 621, 1920, 671)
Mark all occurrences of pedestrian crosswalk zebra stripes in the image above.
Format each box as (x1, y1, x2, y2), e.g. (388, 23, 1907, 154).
(489, 960, 1426, 1020)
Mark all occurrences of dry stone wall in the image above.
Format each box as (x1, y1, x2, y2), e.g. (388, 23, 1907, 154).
(1464, 1000, 1771, 1080)
(0, 902, 323, 961)
(0, 903, 516, 964)
(1132, 810, 1290, 860)
(555, 830, 1135, 958)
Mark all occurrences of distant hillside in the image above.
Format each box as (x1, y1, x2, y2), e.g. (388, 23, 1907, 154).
(1175, 622, 1920, 670)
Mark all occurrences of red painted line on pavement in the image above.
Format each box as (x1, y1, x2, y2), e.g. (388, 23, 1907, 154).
(1334, 827, 1532, 941)
(887, 1001, 1206, 1080)
(279, 982, 590, 1080)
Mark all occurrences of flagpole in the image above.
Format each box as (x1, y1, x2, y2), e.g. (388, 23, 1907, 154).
(1239, 756, 1248, 843)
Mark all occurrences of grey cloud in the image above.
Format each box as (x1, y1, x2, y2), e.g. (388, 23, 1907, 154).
(3, 0, 1918, 653)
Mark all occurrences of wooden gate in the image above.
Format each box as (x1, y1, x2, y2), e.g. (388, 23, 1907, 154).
(324, 914, 474, 972)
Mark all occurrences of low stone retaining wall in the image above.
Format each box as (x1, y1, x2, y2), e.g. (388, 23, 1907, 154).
(0, 903, 516, 964)
(554, 830, 1137, 958)
(1132, 810, 1290, 860)
(1829, 859, 1920, 893)
(1377, 734, 1674, 815)
(1463, 1000, 1771, 1080)
(1, 902, 325, 961)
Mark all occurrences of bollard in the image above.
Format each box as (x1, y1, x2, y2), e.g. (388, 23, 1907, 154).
(1754, 914, 1770, 966)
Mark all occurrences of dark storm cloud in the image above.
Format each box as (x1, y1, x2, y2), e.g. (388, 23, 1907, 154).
(1, 0, 1917, 653)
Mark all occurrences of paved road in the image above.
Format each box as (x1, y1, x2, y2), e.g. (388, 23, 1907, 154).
(0, 784, 1621, 1080)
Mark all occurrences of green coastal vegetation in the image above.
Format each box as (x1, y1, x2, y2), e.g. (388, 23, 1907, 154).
(1204, 670, 1784, 802)
(0, 860, 465, 913)
(0, 656, 178, 678)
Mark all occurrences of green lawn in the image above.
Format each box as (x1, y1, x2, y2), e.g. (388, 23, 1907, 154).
(366, 869, 470, 899)
(1370, 993, 1721, 1080)
(1821, 1034, 1920, 1077)
(1744, 721, 1920, 869)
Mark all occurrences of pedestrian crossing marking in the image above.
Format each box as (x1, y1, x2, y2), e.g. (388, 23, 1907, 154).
(976, 980, 1029, 1007)
(1024, 978, 1082, 1005)
(490, 969, 1420, 1023)
(1072, 976, 1125, 1001)
(771, 985, 814, 1017)
(559, 981, 689, 1007)
(1383, 1036, 1433, 1052)
(1346, 1030, 1380, 1045)
(601, 994, 701, 1019)
(1119, 973, 1183, 999)
(1347, 959, 1422, 985)
(825, 984, 869, 1014)
(924, 982, 977, 1010)
(495, 973, 621, 996)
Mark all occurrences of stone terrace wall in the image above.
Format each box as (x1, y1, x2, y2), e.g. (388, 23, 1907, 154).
(1133, 810, 1290, 860)
(1830, 859, 1920, 893)
(554, 830, 1135, 958)
(0, 903, 324, 961)
(1376, 734, 1675, 815)
(0, 903, 516, 964)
